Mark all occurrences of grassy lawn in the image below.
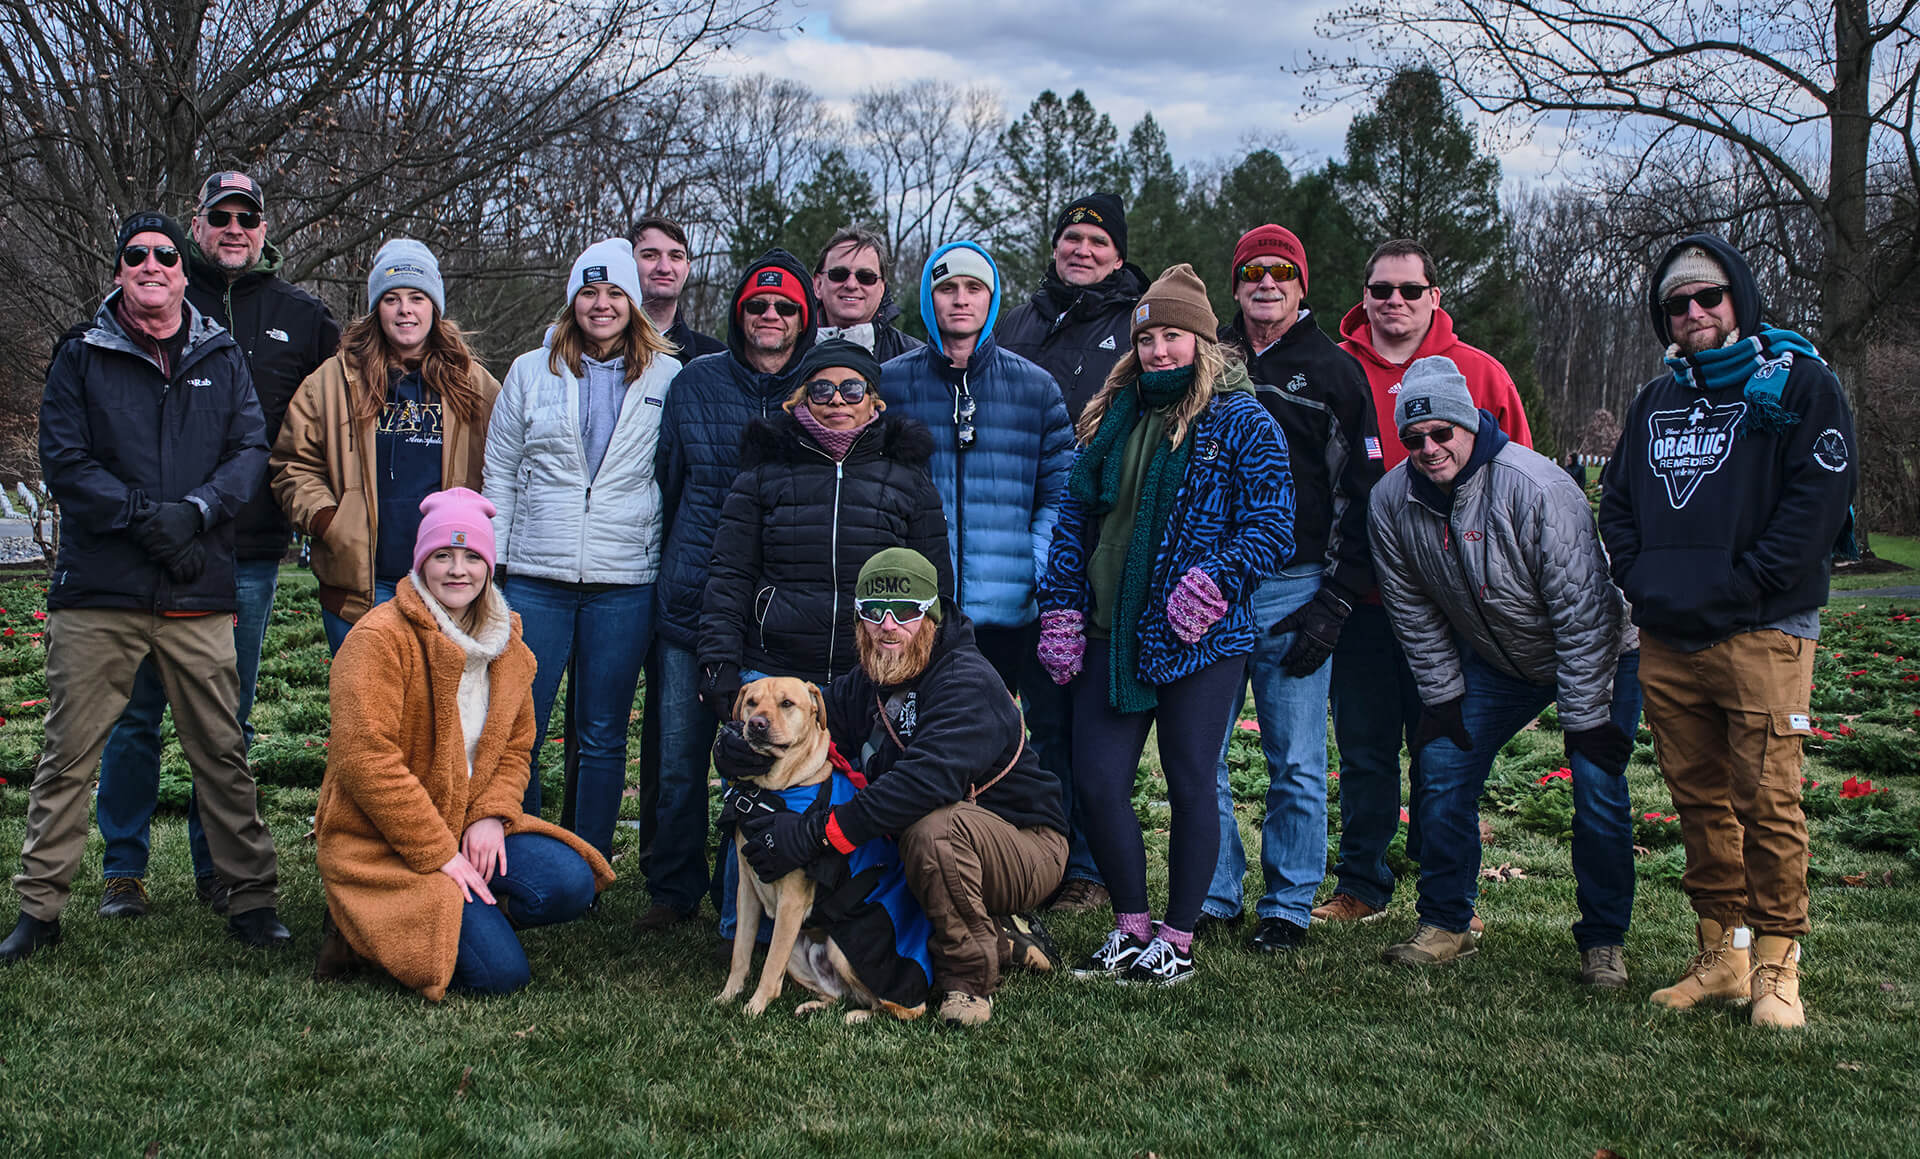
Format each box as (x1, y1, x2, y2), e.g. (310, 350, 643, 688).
(1, 567, 1917, 1157)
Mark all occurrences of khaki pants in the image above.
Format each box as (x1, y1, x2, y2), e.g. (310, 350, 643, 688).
(899, 803, 1067, 998)
(1639, 629, 1814, 936)
(14, 609, 278, 920)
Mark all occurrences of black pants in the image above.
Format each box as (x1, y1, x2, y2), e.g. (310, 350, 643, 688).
(1070, 640, 1246, 933)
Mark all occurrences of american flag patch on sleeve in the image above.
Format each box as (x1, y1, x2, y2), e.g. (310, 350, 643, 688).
(1365, 436, 1383, 460)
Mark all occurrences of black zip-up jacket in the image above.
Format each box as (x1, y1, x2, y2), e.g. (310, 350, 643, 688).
(868, 295, 925, 362)
(699, 409, 952, 683)
(1598, 233, 1858, 650)
(994, 262, 1148, 422)
(39, 295, 268, 612)
(824, 603, 1066, 845)
(1222, 309, 1383, 601)
(664, 314, 725, 362)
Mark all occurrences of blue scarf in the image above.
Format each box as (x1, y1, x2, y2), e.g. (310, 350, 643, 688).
(1664, 326, 1820, 438)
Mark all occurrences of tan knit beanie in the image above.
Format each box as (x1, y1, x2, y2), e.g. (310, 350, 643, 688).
(1131, 263, 1218, 342)
(1658, 246, 1730, 299)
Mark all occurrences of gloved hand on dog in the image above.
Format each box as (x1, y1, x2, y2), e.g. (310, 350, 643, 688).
(698, 663, 742, 721)
(739, 809, 828, 882)
(711, 721, 777, 784)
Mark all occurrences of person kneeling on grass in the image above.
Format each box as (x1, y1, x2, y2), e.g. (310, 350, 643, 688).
(314, 488, 613, 999)
(1035, 264, 1295, 987)
(715, 548, 1068, 1028)
(1368, 356, 1639, 982)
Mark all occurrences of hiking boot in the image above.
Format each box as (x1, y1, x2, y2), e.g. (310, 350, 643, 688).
(998, 912, 1061, 972)
(1072, 929, 1150, 979)
(1650, 919, 1750, 1010)
(1311, 893, 1386, 923)
(98, 877, 150, 919)
(228, 906, 293, 949)
(1119, 937, 1195, 986)
(0, 914, 61, 965)
(634, 903, 693, 933)
(1749, 936, 1805, 1029)
(1248, 917, 1308, 954)
(937, 991, 992, 1027)
(195, 874, 230, 916)
(1381, 924, 1478, 966)
(1579, 944, 1629, 989)
(1047, 879, 1110, 915)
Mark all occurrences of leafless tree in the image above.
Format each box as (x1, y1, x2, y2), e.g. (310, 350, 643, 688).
(853, 81, 1003, 278)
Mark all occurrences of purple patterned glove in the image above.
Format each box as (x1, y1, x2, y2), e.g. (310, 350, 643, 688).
(1037, 609, 1086, 685)
(1166, 568, 1227, 644)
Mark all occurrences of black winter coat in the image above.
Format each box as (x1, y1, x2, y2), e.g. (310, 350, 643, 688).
(994, 263, 1147, 422)
(824, 603, 1066, 846)
(700, 409, 952, 683)
(39, 296, 268, 612)
(185, 244, 340, 560)
(664, 314, 725, 362)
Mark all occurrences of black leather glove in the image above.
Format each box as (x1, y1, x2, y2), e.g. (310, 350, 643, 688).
(711, 721, 777, 784)
(1269, 587, 1353, 678)
(1411, 696, 1474, 754)
(739, 808, 828, 882)
(698, 662, 742, 721)
(163, 538, 206, 584)
(133, 501, 202, 560)
(1565, 722, 1633, 777)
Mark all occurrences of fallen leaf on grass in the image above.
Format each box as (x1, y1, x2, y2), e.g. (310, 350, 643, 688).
(454, 1065, 472, 1100)
(1882, 982, 1898, 992)
(512, 1024, 537, 1038)
(1633, 844, 1651, 857)
(1479, 819, 1495, 844)
(1480, 863, 1526, 882)
(1841, 873, 1869, 887)
(1595, 1150, 1622, 1159)
(1837, 1061, 1865, 1072)
(145, 1144, 159, 1159)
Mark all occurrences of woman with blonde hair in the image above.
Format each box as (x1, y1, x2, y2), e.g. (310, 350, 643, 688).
(274, 238, 499, 652)
(483, 239, 680, 848)
(1036, 263, 1295, 987)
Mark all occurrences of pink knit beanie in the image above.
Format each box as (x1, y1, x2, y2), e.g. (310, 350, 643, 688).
(413, 487, 497, 575)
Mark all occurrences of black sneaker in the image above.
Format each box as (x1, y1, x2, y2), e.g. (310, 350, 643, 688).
(1119, 936, 1196, 986)
(194, 874, 230, 916)
(99, 877, 150, 919)
(227, 906, 293, 949)
(1071, 929, 1150, 979)
(1248, 916, 1308, 954)
(0, 914, 61, 965)
(999, 912, 1061, 972)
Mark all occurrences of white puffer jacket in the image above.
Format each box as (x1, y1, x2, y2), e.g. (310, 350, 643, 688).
(484, 345, 680, 585)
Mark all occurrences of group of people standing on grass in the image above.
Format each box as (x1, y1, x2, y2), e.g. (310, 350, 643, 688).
(2, 166, 1855, 1033)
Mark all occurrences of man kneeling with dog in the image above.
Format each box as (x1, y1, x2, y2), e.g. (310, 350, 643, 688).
(717, 548, 1068, 1027)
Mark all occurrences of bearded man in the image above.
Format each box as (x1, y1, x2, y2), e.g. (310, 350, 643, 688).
(721, 548, 1067, 1028)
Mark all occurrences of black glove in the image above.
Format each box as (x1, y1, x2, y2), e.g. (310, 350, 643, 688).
(698, 662, 742, 721)
(1269, 587, 1353, 678)
(163, 538, 207, 584)
(133, 501, 202, 560)
(1411, 697, 1474, 754)
(739, 809, 828, 882)
(711, 721, 777, 784)
(1565, 722, 1633, 777)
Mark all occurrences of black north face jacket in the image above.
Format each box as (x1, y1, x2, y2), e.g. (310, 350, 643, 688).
(995, 263, 1148, 422)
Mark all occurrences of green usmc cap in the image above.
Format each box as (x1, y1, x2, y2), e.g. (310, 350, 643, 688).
(856, 547, 942, 621)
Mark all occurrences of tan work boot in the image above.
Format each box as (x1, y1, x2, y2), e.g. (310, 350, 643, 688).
(937, 991, 992, 1028)
(1311, 893, 1387, 923)
(1381, 924, 1478, 966)
(1650, 919, 1750, 1009)
(1749, 936, 1805, 1029)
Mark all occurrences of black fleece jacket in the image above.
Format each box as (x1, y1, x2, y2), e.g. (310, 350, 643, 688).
(995, 263, 1148, 422)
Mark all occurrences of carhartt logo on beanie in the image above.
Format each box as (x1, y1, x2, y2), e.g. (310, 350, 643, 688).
(1392, 357, 1478, 436)
(856, 548, 942, 621)
(413, 488, 498, 575)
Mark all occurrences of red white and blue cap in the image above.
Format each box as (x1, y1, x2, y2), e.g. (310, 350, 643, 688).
(198, 171, 264, 213)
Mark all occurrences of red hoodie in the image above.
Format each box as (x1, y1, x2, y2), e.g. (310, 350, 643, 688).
(1339, 303, 1532, 471)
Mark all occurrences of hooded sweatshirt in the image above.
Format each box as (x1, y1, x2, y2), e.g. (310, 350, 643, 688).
(1339, 301, 1532, 471)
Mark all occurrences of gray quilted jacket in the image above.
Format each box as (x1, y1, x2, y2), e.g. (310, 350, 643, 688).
(1369, 418, 1632, 731)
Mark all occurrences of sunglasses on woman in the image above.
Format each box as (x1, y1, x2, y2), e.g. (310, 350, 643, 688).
(855, 596, 936, 625)
(825, 266, 881, 286)
(1366, 281, 1432, 301)
(1661, 286, 1728, 316)
(741, 298, 800, 317)
(203, 209, 262, 230)
(1237, 261, 1299, 284)
(120, 245, 181, 268)
(804, 377, 869, 405)
(1399, 424, 1460, 452)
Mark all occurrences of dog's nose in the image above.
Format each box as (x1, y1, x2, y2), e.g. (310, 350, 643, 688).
(746, 714, 770, 735)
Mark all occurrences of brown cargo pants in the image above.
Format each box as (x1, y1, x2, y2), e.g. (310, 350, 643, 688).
(1638, 629, 1815, 936)
(899, 802, 1066, 998)
(13, 609, 279, 920)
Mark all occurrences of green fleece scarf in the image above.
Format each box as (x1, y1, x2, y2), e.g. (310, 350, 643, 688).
(1069, 366, 1194, 712)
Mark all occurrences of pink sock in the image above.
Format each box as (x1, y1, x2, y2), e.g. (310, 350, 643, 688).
(1158, 924, 1194, 954)
(1117, 911, 1151, 942)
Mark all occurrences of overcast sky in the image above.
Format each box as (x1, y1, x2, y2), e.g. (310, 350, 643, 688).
(715, 0, 1580, 187)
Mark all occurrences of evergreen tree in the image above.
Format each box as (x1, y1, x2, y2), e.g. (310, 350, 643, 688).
(728, 150, 881, 272)
(1196, 149, 1370, 326)
(1119, 113, 1192, 284)
(964, 89, 1122, 294)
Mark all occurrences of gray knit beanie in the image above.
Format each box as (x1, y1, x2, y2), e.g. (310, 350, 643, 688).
(1393, 356, 1478, 436)
(368, 238, 445, 315)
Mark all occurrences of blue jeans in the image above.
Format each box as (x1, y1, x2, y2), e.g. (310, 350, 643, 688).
(503, 577, 652, 855)
(1326, 601, 1423, 909)
(1205, 568, 1333, 926)
(1414, 647, 1641, 947)
(98, 558, 280, 881)
(651, 640, 716, 917)
(450, 832, 597, 995)
(322, 579, 398, 654)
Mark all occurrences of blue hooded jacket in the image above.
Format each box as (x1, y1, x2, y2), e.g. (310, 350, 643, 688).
(879, 242, 1075, 630)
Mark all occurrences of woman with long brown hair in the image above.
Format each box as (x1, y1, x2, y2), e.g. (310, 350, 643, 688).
(273, 238, 500, 652)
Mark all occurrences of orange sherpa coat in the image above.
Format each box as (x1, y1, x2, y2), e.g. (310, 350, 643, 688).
(316, 575, 614, 1000)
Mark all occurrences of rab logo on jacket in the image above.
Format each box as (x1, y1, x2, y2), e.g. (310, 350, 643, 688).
(187, 377, 212, 388)
(1648, 397, 1745, 509)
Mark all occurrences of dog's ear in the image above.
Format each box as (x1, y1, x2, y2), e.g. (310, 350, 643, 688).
(732, 682, 752, 723)
(807, 683, 827, 731)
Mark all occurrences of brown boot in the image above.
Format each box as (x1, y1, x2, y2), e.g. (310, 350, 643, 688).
(1650, 919, 1749, 1009)
(1749, 936, 1805, 1029)
(313, 908, 365, 982)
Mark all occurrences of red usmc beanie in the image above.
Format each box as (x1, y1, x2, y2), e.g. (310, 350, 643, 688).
(735, 265, 809, 327)
(1231, 225, 1309, 295)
